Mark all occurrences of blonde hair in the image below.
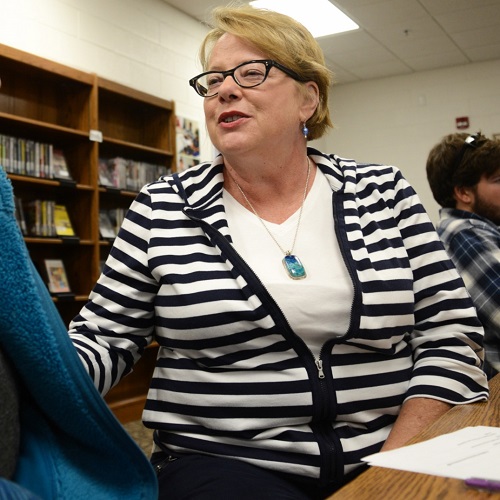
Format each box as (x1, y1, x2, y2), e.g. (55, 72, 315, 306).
(199, 4, 334, 140)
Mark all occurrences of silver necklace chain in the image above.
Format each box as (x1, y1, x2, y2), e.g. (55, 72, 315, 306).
(230, 157, 311, 256)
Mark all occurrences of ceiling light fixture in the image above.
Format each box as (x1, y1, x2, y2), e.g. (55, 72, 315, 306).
(249, 0, 358, 38)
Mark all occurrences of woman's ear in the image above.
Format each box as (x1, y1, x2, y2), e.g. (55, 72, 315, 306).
(301, 81, 320, 120)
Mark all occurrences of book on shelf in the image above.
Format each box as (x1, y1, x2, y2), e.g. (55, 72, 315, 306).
(53, 204, 75, 236)
(26, 199, 42, 236)
(98, 159, 114, 187)
(0, 134, 75, 180)
(108, 208, 126, 233)
(107, 157, 128, 190)
(99, 211, 117, 239)
(14, 195, 28, 235)
(52, 149, 73, 181)
(22, 199, 76, 238)
(43, 200, 56, 236)
(43, 259, 71, 294)
(25, 199, 55, 237)
(34, 142, 53, 178)
(99, 157, 171, 191)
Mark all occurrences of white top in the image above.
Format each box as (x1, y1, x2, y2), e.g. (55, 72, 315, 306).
(224, 168, 353, 356)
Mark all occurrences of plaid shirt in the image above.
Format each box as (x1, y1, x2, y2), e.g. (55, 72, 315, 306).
(438, 208, 500, 377)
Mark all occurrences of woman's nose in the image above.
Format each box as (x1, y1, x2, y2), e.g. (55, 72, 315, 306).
(217, 74, 241, 99)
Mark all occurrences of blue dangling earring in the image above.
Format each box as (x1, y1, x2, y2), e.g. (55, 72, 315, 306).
(302, 122, 309, 139)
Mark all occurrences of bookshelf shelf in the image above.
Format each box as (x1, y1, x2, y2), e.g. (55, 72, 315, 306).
(7, 174, 94, 191)
(0, 112, 91, 136)
(24, 237, 95, 245)
(98, 186, 138, 197)
(0, 43, 176, 423)
(101, 135, 174, 156)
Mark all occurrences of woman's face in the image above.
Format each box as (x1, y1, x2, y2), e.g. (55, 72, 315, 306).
(203, 34, 311, 160)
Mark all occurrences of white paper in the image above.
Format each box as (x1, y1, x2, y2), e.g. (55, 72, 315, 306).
(362, 426, 500, 480)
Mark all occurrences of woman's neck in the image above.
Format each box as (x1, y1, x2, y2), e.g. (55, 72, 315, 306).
(222, 151, 316, 224)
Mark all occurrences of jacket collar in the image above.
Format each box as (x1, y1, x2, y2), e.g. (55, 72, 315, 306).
(168, 147, 349, 211)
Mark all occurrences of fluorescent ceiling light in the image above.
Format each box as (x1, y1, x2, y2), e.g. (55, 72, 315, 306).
(250, 0, 358, 38)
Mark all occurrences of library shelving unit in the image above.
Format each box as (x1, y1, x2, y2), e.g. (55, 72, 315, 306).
(0, 43, 176, 423)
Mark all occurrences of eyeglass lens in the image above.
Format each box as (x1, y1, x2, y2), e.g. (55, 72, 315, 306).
(196, 61, 269, 96)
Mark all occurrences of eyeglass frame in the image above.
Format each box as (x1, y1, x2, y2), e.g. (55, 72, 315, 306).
(189, 59, 306, 97)
(453, 132, 485, 172)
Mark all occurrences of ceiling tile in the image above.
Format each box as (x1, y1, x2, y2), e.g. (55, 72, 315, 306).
(453, 24, 500, 49)
(436, 5, 500, 33)
(338, 0, 430, 29)
(404, 50, 469, 72)
(418, 0, 500, 16)
(318, 30, 382, 59)
(349, 59, 413, 80)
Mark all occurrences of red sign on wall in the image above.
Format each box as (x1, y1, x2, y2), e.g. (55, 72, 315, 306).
(456, 116, 469, 129)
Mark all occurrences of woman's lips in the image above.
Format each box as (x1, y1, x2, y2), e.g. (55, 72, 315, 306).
(218, 111, 249, 124)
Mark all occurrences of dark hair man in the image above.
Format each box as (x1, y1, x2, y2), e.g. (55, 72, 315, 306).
(427, 132, 500, 378)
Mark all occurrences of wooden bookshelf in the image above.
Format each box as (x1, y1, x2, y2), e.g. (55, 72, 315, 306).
(0, 43, 175, 423)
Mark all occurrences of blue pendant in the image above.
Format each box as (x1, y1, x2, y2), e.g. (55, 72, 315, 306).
(282, 254, 307, 280)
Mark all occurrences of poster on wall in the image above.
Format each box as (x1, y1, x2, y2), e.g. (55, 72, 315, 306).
(176, 116, 200, 172)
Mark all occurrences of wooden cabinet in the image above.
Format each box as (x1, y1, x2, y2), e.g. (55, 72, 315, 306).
(0, 43, 175, 423)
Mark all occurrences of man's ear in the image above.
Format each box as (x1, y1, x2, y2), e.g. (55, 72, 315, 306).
(453, 185, 474, 208)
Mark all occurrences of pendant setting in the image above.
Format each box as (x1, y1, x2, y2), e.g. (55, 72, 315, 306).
(282, 254, 307, 280)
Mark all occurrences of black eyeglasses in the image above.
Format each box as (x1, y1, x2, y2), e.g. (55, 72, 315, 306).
(189, 59, 305, 97)
(453, 132, 485, 171)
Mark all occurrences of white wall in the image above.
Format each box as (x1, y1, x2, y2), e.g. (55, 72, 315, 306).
(0, 0, 212, 160)
(325, 60, 500, 221)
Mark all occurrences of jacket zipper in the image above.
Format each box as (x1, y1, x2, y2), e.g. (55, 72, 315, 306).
(184, 206, 338, 480)
(315, 357, 326, 379)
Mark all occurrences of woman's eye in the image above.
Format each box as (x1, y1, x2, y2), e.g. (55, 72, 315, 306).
(240, 69, 264, 81)
(207, 75, 223, 87)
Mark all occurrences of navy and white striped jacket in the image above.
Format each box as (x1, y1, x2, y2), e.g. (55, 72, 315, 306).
(69, 147, 488, 486)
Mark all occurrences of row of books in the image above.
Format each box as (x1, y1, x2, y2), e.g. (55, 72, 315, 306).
(14, 195, 130, 240)
(99, 157, 171, 191)
(1, 134, 72, 180)
(15, 198, 75, 238)
(1, 135, 171, 188)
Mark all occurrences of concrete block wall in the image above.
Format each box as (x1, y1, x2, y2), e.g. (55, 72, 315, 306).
(326, 59, 500, 220)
